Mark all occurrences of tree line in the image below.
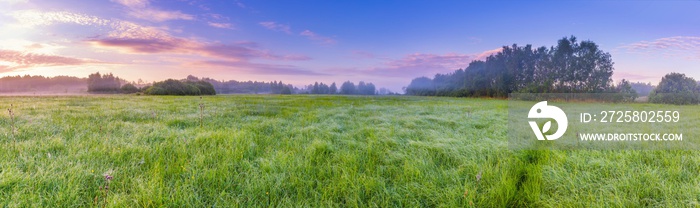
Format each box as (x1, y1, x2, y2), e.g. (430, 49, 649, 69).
(199, 76, 295, 94)
(83, 73, 389, 96)
(300, 81, 395, 95)
(0, 75, 86, 93)
(406, 36, 627, 97)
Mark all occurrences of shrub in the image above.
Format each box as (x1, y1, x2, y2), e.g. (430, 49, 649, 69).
(648, 73, 699, 105)
(120, 83, 139, 94)
(144, 79, 216, 95)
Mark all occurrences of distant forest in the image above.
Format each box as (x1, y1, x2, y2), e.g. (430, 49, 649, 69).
(0, 75, 87, 93)
(630, 82, 654, 97)
(0, 74, 393, 95)
(405, 36, 636, 97)
(198, 75, 394, 95)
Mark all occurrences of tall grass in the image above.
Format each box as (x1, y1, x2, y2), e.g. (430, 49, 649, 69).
(0, 95, 697, 207)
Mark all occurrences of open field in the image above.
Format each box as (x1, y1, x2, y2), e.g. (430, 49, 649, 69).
(1, 95, 699, 207)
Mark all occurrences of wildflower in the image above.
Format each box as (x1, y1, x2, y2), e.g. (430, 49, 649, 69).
(476, 171, 482, 183)
(104, 174, 113, 181)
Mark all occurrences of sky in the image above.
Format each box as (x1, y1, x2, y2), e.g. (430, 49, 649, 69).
(0, 0, 698, 92)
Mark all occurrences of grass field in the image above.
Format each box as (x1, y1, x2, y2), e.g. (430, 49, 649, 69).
(0, 95, 698, 207)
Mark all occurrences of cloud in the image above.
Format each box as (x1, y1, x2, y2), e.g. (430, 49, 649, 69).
(6, 8, 312, 76)
(89, 21, 311, 62)
(236, 2, 246, 8)
(259, 22, 291, 34)
(0, 50, 99, 71)
(475, 48, 503, 60)
(0, 0, 27, 5)
(111, 0, 148, 8)
(0, 65, 11, 73)
(351, 51, 382, 59)
(335, 48, 502, 78)
(9, 10, 109, 27)
(111, 0, 194, 22)
(205, 13, 229, 20)
(128, 9, 194, 22)
(9, 9, 308, 63)
(300, 30, 336, 45)
(280, 55, 312, 61)
(198, 4, 211, 11)
(375, 53, 474, 76)
(208, 22, 233, 29)
(619, 36, 700, 60)
(613, 71, 658, 81)
(91, 37, 267, 62)
(189, 60, 324, 75)
(258, 22, 337, 45)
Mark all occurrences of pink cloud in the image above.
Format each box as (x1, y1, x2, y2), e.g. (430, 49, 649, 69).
(91, 37, 307, 62)
(6, 8, 313, 77)
(0, 65, 11, 73)
(89, 22, 311, 62)
(0, 50, 99, 71)
(619, 36, 700, 60)
(475, 48, 503, 60)
(111, 0, 194, 22)
(111, 0, 148, 8)
(333, 48, 502, 78)
(371, 53, 474, 76)
(300, 30, 336, 45)
(259, 22, 291, 34)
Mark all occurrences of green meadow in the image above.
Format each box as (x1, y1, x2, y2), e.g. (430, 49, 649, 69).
(1, 95, 699, 207)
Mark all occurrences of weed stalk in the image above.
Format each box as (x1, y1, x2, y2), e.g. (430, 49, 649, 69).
(199, 97, 204, 128)
(8, 104, 15, 137)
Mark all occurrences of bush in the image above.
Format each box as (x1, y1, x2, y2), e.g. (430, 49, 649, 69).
(120, 83, 139, 94)
(648, 73, 699, 105)
(281, 86, 292, 94)
(649, 92, 699, 105)
(145, 86, 166, 95)
(144, 79, 216, 95)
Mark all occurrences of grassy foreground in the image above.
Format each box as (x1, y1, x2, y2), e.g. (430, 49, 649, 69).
(0, 95, 698, 207)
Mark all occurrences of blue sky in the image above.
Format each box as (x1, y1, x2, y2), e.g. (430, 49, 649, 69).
(0, 0, 698, 92)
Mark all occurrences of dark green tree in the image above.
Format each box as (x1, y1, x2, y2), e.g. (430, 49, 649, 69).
(329, 82, 337, 94)
(614, 79, 638, 102)
(87, 72, 121, 92)
(405, 77, 434, 96)
(312, 82, 320, 94)
(144, 79, 216, 95)
(340, 81, 356, 95)
(281, 86, 292, 94)
(649, 73, 699, 105)
(120, 83, 139, 94)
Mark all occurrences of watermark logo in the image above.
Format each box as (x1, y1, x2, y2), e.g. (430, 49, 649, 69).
(528, 101, 568, 140)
